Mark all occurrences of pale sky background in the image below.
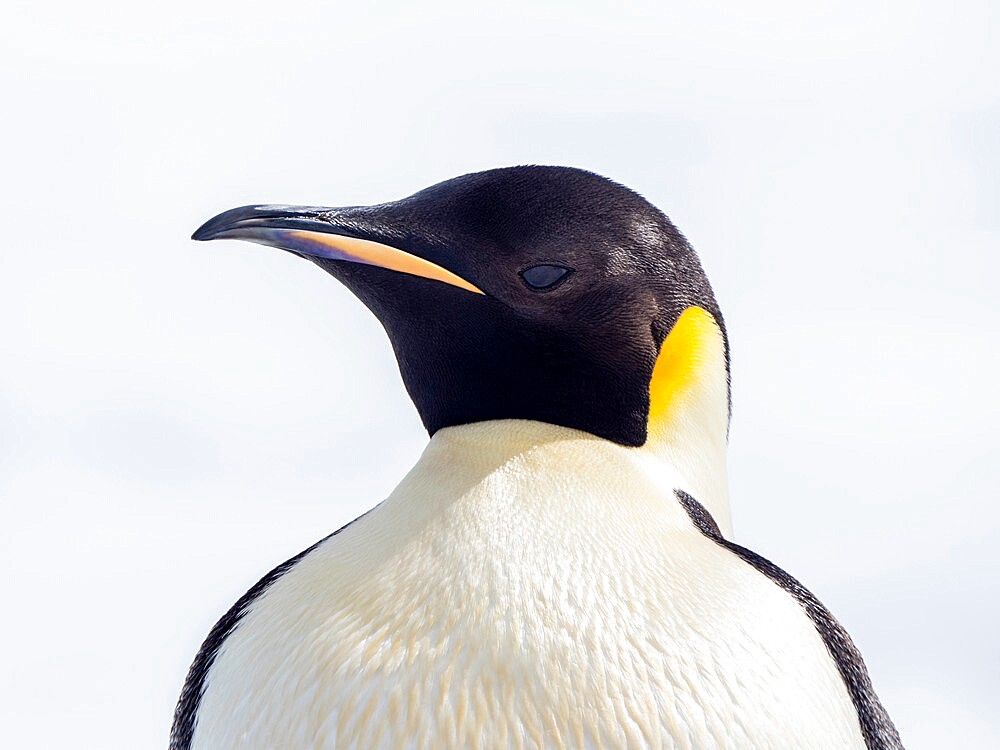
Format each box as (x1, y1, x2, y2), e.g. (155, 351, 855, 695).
(2, 1, 998, 747)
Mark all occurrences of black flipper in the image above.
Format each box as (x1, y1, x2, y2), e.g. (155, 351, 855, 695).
(169, 512, 369, 749)
(674, 489, 903, 750)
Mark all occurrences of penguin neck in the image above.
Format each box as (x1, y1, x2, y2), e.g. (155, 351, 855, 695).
(641, 306, 732, 535)
(415, 339, 731, 537)
(408, 310, 732, 535)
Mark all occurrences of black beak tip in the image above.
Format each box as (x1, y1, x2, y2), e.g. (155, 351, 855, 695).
(191, 208, 239, 241)
(191, 205, 269, 242)
(191, 204, 332, 243)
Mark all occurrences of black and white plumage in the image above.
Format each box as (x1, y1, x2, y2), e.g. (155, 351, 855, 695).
(173, 166, 902, 749)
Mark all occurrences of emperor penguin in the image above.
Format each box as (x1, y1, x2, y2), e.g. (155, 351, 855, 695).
(173, 166, 902, 749)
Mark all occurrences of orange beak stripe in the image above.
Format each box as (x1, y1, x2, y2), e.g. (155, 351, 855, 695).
(284, 230, 483, 295)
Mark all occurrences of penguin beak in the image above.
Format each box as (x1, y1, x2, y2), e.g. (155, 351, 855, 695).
(192, 205, 483, 295)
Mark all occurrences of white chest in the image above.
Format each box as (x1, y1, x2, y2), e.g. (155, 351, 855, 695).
(192, 424, 863, 750)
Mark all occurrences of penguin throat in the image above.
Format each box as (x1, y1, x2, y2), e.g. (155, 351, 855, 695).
(643, 306, 732, 535)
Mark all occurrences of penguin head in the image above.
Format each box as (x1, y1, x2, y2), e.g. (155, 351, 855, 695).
(194, 166, 728, 448)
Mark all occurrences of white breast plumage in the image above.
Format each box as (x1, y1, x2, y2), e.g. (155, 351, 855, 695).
(191, 421, 864, 750)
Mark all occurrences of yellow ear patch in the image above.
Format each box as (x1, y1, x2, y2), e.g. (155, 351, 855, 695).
(648, 306, 723, 432)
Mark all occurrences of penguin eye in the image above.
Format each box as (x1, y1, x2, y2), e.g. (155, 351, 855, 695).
(520, 264, 573, 290)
